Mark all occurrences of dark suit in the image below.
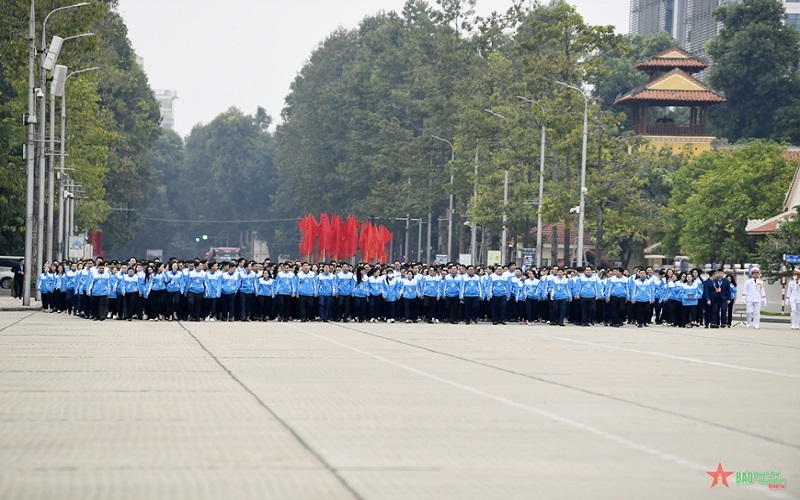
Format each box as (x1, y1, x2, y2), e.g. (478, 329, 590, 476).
(11, 262, 24, 299)
(706, 277, 730, 327)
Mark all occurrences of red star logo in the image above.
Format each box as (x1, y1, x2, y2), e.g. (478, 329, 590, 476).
(706, 462, 734, 488)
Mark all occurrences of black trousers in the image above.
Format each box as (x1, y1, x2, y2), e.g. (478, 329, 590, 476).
(221, 293, 236, 320)
(337, 295, 352, 321)
(354, 296, 367, 322)
(608, 296, 626, 325)
(446, 296, 460, 323)
(298, 295, 314, 321)
(124, 292, 139, 319)
(423, 296, 437, 322)
(278, 294, 293, 321)
(634, 301, 650, 325)
(92, 295, 108, 320)
(550, 299, 567, 325)
(580, 297, 597, 326)
(525, 298, 538, 322)
(463, 297, 479, 323)
(490, 296, 507, 324)
(187, 292, 204, 320)
(402, 298, 418, 321)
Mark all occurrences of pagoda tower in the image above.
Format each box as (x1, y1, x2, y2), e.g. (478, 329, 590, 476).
(615, 48, 726, 154)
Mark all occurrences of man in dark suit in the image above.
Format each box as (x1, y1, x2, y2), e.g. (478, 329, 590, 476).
(706, 268, 731, 328)
(11, 258, 24, 300)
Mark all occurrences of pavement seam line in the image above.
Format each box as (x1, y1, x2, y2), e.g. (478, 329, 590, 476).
(176, 321, 364, 500)
(292, 324, 795, 500)
(512, 330, 800, 379)
(0, 313, 36, 334)
(331, 323, 800, 451)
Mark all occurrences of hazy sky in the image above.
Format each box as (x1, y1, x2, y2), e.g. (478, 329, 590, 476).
(118, 0, 630, 137)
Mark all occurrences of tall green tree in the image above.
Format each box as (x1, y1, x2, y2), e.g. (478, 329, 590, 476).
(707, 0, 800, 143)
(666, 141, 794, 264)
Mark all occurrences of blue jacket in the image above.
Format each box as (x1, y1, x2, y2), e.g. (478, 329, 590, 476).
(487, 274, 511, 300)
(65, 270, 78, 291)
(122, 274, 140, 294)
(165, 271, 184, 293)
(681, 281, 702, 305)
(353, 276, 370, 298)
(576, 275, 601, 299)
(205, 271, 222, 298)
(317, 272, 335, 297)
(460, 275, 484, 299)
(382, 277, 400, 302)
(256, 276, 275, 297)
(275, 271, 296, 296)
(549, 276, 572, 301)
(398, 277, 421, 299)
(367, 276, 384, 297)
(36, 273, 55, 293)
(441, 274, 462, 298)
(296, 271, 317, 296)
(185, 270, 207, 294)
(89, 270, 111, 296)
(605, 276, 629, 300)
(220, 271, 240, 295)
(335, 272, 355, 296)
(421, 276, 441, 298)
(238, 270, 257, 294)
(523, 278, 540, 300)
(630, 277, 655, 302)
(150, 272, 167, 292)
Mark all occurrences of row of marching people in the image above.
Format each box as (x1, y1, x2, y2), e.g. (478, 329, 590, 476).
(33, 256, 769, 329)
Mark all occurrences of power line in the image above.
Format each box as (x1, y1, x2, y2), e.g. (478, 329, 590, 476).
(140, 217, 303, 223)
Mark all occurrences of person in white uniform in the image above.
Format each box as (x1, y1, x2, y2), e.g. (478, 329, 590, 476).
(741, 267, 767, 330)
(786, 269, 800, 329)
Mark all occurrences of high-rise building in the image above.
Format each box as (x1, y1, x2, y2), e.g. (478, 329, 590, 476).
(630, 0, 797, 72)
(153, 89, 178, 130)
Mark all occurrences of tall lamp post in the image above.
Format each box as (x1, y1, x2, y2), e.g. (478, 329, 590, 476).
(556, 81, 588, 268)
(431, 135, 454, 262)
(517, 96, 547, 268)
(32, 1, 90, 301)
(56, 67, 99, 260)
(47, 34, 94, 263)
(484, 109, 510, 265)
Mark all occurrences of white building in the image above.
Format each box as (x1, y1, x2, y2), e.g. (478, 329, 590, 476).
(153, 89, 178, 130)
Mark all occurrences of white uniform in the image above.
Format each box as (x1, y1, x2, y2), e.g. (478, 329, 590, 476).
(741, 276, 767, 329)
(786, 277, 800, 329)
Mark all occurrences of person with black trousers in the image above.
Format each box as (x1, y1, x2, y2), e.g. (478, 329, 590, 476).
(11, 258, 24, 299)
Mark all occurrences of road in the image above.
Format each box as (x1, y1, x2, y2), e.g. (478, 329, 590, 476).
(0, 312, 797, 499)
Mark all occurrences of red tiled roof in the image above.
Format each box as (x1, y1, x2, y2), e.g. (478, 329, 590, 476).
(529, 221, 592, 246)
(614, 68, 726, 105)
(616, 89, 727, 104)
(745, 210, 796, 235)
(635, 48, 709, 72)
(784, 150, 800, 159)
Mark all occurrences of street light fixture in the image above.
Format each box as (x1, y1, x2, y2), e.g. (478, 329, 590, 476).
(431, 135, 455, 262)
(484, 109, 510, 265)
(556, 81, 589, 268)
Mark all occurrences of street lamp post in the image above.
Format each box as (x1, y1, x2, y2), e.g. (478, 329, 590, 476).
(556, 81, 589, 268)
(517, 96, 547, 268)
(23, 0, 37, 306)
(33, 1, 89, 296)
(431, 135, 455, 262)
(484, 109, 510, 265)
(56, 67, 99, 260)
(47, 35, 94, 263)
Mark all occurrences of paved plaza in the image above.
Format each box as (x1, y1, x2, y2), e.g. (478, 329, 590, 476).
(0, 309, 797, 499)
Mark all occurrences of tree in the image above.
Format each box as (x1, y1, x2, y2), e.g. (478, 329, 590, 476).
(755, 213, 800, 280)
(707, 0, 800, 143)
(666, 141, 794, 264)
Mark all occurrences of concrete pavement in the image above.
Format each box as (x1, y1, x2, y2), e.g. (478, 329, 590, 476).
(0, 312, 797, 499)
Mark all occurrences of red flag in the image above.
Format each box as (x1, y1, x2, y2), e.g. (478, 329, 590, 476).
(377, 225, 392, 263)
(298, 213, 318, 258)
(330, 214, 344, 260)
(359, 220, 372, 262)
(344, 215, 360, 259)
(368, 222, 382, 263)
(317, 213, 331, 260)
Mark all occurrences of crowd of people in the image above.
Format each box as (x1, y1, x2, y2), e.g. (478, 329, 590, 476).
(27, 256, 775, 330)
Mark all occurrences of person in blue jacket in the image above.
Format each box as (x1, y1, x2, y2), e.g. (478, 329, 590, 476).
(316, 263, 335, 322)
(204, 261, 222, 321)
(219, 262, 240, 322)
(549, 268, 572, 326)
(296, 262, 317, 322)
(88, 261, 112, 321)
(421, 266, 441, 324)
(382, 269, 401, 323)
(487, 266, 511, 326)
(165, 262, 184, 322)
(630, 268, 655, 328)
(460, 265, 484, 325)
(255, 268, 275, 321)
(680, 274, 702, 327)
(352, 266, 370, 323)
(147, 262, 168, 321)
(367, 267, 385, 322)
(121, 266, 141, 321)
(36, 263, 56, 313)
(274, 262, 296, 322)
(237, 262, 257, 322)
(398, 269, 421, 323)
(334, 263, 355, 322)
(523, 269, 540, 325)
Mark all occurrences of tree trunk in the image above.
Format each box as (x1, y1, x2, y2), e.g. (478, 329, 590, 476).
(596, 204, 604, 268)
(563, 152, 571, 266)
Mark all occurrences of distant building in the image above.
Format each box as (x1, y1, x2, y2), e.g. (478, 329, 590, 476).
(630, 0, 798, 76)
(153, 89, 178, 130)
